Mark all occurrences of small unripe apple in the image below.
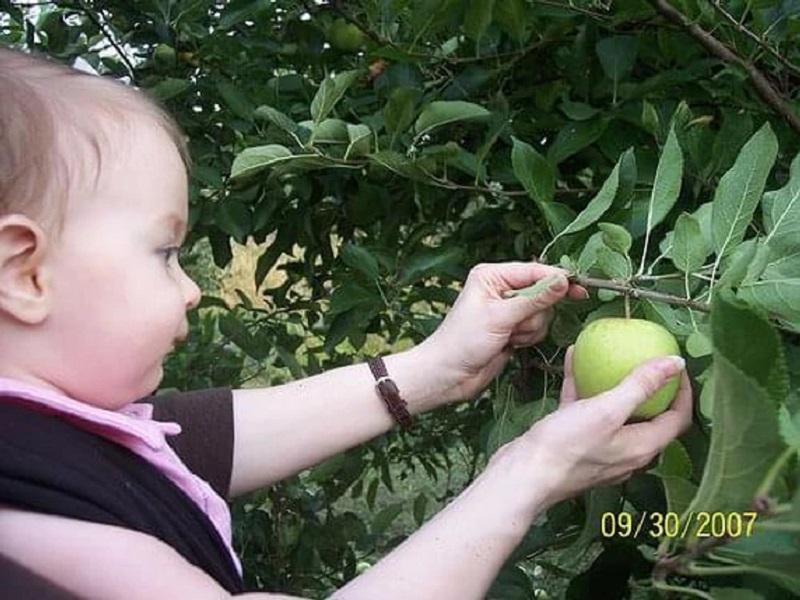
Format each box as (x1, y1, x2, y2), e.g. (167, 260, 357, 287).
(328, 19, 366, 52)
(572, 318, 681, 420)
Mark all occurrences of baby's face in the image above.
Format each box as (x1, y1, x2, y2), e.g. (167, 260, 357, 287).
(0, 118, 201, 408)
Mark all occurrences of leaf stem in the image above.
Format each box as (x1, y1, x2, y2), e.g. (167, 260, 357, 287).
(755, 446, 796, 499)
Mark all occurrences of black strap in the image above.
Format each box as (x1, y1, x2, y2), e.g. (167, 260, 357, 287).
(0, 401, 247, 594)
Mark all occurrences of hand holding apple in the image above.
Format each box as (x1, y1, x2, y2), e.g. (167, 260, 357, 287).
(488, 346, 693, 510)
(422, 261, 588, 404)
(572, 318, 682, 420)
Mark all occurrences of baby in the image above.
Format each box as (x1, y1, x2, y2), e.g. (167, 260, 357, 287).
(0, 46, 200, 408)
(0, 46, 248, 594)
(0, 45, 692, 600)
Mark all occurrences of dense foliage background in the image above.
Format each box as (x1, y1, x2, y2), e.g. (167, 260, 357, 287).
(2, 0, 799, 598)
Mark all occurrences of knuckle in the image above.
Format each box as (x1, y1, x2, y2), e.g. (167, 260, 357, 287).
(633, 369, 662, 397)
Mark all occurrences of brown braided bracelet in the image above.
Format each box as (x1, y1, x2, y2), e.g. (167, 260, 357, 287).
(367, 356, 413, 430)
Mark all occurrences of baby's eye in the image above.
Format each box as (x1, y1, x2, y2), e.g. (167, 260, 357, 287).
(160, 246, 182, 264)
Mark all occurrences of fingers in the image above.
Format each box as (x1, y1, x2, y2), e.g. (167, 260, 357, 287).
(597, 355, 686, 426)
(560, 345, 577, 406)
(615, 370, 694, 453)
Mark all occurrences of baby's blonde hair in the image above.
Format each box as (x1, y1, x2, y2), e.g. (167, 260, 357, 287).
(0, 45, 192, 246)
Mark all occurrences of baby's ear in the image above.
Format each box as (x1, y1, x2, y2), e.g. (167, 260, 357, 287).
(0, 214, 51, 325)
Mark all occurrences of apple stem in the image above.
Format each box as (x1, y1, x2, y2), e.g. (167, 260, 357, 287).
(624, 292, 631, 319)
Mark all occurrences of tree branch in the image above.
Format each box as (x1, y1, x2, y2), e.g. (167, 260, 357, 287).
(570, 275, 712, 313)
(647, 0, 800, 135)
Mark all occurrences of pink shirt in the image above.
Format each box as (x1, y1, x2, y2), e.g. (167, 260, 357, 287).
(0, 376, 243, 577)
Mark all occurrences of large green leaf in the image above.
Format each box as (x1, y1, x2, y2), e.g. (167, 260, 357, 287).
(671, 212, 707, 273)
(680, 292, 786, 545)
(310, 70, 361, 125)
(642, 124, 683, 244)
(595, 35, 638, 83)
(230, 144, 296, 179)
(413, 100, 490, 136)
(384, 86, 422, 136)
(738, 278, 800, 330)
(546, 117, 608, 165)
(712, 122, 779, 258)
(762, 151, 800, 253)
(511, 136, 555, 204)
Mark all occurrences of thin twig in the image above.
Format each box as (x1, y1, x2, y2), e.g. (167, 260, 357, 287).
(709, 0, 800, 79)
(75, 0, 137, 83)
(647, 0, 800, 135)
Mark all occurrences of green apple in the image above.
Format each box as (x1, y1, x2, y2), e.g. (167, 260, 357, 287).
(572, 318, 681, 420)
(328, 19, 366, 52)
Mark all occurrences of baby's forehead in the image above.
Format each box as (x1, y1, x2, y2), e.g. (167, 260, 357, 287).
(58, 96, 187, 207)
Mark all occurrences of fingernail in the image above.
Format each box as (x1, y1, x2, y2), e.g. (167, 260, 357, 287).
(668, 355, 685, 371)
(579, 288, 590, 300)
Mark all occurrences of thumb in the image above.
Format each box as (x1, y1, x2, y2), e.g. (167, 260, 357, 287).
(503, 273, 569, 323)
(599, 355, 686, 424)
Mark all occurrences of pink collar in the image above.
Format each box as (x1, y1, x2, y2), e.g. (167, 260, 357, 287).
(0, 376, 182, 449)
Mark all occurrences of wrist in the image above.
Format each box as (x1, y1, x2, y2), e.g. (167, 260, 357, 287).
(381, 342, 463, 415)
(483, 436, 564, 518)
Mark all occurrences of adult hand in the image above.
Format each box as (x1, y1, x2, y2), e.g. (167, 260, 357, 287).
(423, 261, 588, 403)
(492, 347, 693, 510)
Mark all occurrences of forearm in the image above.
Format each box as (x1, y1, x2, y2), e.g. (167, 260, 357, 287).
(229, 343, 461, 497)
(331, 452, 554, 600)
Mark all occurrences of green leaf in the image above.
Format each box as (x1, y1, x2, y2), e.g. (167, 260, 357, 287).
(739, 278, 800, 330)
(686, 330, 713, 357)
(546, 118, 608, 165)
(559, 98, 600, 121)
(216, 80, 255, 121)
(717, 238, 759, 290)
(384, 86, 422, 135)
(641, 99, 660, 136)
(397, 246, 465, 286)
(712, 122, 779, 258)
(345, 123, 372, 158)
(763, 151, 800, 253)
(642, 124, 683, 239)
(540, 154, 622, 259)
(598, 222, 632, 255)
(671, 212, 707, 273)
(254, 105, 302, 137)
(310, 70, 361, 125)
(463, 0, 494, 42)
(329, 280, 382, 316)
(596, 35, 638, 83)
(643, 300, 695, 336)
(595, 245, 631, 280)
(494, 0, 527, 44)
(340, 242, 380, 281)
(681, 291, 786, 544)
(413, 493, 428, 526)
(414, 100, 490, 137)
(577, 232, 606, 274)
(488, 389, 557, 456)
(367, 150, 430, 182)
(149, 77, 190, 101)
(562, 485, 623, 567)
(371, 502, 404, 536)
(218, 0, 269, 29)
(299, 118, 349, 143)
(511, 136, 555, 204)
(230, 144, 297, 180)
(778, 404, 800, 451)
